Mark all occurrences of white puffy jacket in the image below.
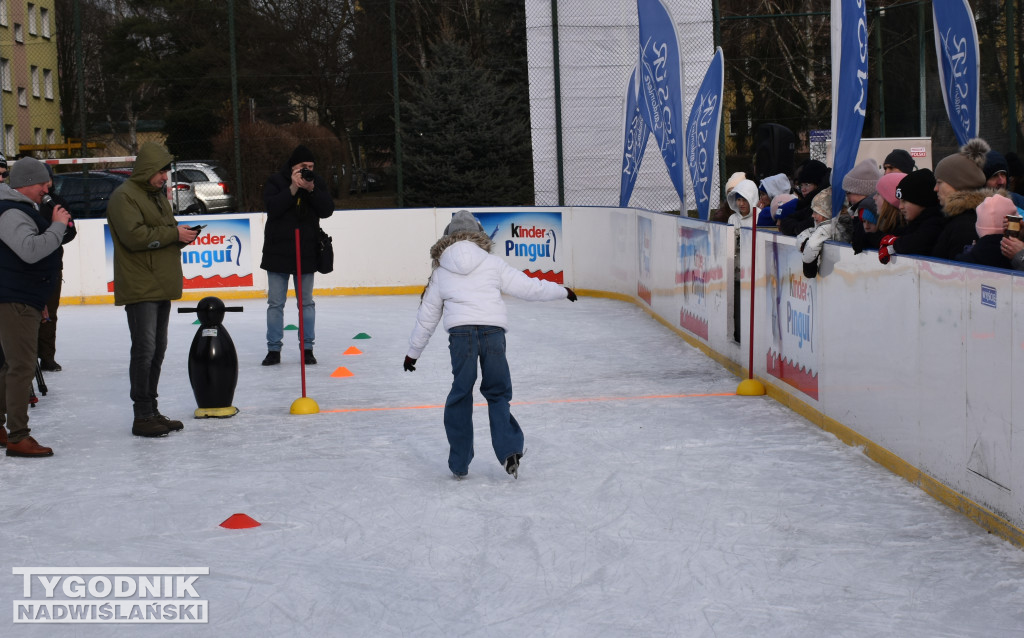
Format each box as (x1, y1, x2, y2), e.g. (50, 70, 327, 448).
(407, 237, 567, 358)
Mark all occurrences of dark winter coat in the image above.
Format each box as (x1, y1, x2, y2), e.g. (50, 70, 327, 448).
(260, 167, 334, 274)
(892, 207, 944, 257)
(956, 234, 1012, 269)
(932, 189, 987, 261)
(0, 196, 63, 310)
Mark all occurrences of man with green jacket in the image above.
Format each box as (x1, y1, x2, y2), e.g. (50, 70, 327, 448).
(107, 142, 198, 437)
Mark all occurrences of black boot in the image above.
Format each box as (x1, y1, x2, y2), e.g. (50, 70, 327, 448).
(304, 350, 317, 365)
(262, 351, 281, 366)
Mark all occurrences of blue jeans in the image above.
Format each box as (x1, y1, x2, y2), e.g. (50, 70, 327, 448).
(266, 271, 315, 351)
(125, 301, 170, 418)
(444, 325, 523, 475)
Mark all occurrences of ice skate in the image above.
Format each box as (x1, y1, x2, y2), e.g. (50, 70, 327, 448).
(504, 453, 522, 479)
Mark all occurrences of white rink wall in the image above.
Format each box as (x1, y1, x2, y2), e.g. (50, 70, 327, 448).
(60, 207, 1024, 540)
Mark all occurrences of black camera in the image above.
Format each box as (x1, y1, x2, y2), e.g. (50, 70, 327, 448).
(300, 168, 315, 182)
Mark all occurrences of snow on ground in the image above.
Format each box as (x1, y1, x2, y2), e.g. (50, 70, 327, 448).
(2, 295, 1023, 637)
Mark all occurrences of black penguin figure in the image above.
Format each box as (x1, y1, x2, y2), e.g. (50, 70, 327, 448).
(182, 297, 242, 418)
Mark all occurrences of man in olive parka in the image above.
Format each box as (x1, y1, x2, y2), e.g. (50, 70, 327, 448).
(107, 142, 199, 438)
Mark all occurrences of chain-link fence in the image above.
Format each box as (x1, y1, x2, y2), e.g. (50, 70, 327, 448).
(1, 1, 1020, 215)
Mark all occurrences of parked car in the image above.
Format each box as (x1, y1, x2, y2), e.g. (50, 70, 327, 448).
(167, 161, 235, 214)
(50, 170, 128, 219)
(349, 168, 384, 194)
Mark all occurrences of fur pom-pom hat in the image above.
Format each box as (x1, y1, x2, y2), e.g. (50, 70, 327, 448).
(934, 138, 989, 191)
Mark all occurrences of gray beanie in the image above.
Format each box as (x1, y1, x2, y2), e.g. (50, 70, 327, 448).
(841, 158, 882, 196)
(9, 157, 51, 188)
(444, 210, 483, 236)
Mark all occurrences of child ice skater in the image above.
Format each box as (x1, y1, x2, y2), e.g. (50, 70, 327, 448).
(403, 211, 577, 479)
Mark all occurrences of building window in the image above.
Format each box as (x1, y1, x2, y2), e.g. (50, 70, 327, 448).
(30, 65, 39, 98)
(33, 128, 41, 145)
(14, 23, 23, 43)
(4, 126, 14, 156)
(43, 68, 52, 99)
(27, 4, 36, 36)
(46, 129, 55, 158)
(0, 59, 10, 92)
(18, 87, 27, 107)
(40, 7, 49, 38)
(0, 2, 8, 28)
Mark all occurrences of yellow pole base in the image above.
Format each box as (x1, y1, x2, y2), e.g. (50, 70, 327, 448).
(290, 397, 320, 414)
(736, 378, 766, 396)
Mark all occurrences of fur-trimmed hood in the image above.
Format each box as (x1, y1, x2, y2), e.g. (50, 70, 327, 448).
(942, 187, 1001, 218)
(429, 231, 493, 270)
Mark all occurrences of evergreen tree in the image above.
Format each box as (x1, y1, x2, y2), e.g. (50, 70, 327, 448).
(401, 36, 532, 207)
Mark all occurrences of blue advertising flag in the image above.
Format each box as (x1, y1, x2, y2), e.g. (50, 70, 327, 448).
(932, 0, 980, 145)
(637, 0, 686, 205)
(620, 63, 649, 208)
(830, 0, 869, 217)
(685, 48, 724, 221)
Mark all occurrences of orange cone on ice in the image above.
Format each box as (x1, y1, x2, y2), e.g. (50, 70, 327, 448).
(220, 513, 261, 529)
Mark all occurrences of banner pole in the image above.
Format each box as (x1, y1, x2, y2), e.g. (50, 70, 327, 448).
(294, 228, 307, 399)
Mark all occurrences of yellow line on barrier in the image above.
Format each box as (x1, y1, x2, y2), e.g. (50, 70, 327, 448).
(321, 391, 734, 414)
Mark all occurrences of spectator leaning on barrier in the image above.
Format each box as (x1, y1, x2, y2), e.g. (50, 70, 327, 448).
(755, 173, 792, 225)
(957, 194, 1017, 268)
(984, 149, 1024, 209)
(727, 179, 759, 230)
(878, 169, 945, 265)
(769, 193, 797, 227)
(874, 172, 908, 238)
(780, 159, 830, 237)
(796, 187, 848, 278)
(843, 158, 883, 252)
(712, 171, 746, 223)
(883, 149, 916, 174)
(931, 138, 990, 261)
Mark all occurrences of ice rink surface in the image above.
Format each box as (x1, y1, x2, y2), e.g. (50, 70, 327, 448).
(2, 294, 1024, 637)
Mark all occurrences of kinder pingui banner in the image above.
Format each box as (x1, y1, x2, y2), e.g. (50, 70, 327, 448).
(105, 217, 254, 293)
(765, 239, 819, 400)
(473, 211, 563, 283)
(677, 224, 721, 340)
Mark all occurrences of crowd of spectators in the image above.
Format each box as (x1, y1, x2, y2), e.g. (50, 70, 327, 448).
(728, 136, 1024, 275)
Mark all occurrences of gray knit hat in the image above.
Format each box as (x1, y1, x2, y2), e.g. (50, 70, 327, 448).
(841, 159, 882, 196)
(444, 210, 483, 236)
(9, 157, 51, 188)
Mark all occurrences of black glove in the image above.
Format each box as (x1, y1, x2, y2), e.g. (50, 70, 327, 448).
(403, 356, 417, 372)
(565, 287, 577, 302)
(802, 259, 819, 279)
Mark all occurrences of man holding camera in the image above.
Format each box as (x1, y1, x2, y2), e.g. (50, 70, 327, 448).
(107, 142, 198, 438)
(260, 145, 334, 366)
(0, 157, 72, 456)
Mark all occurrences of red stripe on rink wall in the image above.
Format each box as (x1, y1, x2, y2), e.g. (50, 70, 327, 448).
(767, 350, 818, 400)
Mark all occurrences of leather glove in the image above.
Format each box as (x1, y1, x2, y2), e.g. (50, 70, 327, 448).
(403, 356, 417, 372)
(878, 234, 897, 265)
(565, 287, 577, 302)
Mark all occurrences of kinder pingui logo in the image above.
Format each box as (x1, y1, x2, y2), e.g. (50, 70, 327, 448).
(504, 223, 556, 263)
(12, 567, 209, 624)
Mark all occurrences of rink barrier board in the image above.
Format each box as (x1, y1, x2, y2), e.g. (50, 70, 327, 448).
(55, 207, 1024, 547)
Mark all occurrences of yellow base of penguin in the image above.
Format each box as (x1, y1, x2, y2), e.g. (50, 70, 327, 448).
(194, 406, 240, 419)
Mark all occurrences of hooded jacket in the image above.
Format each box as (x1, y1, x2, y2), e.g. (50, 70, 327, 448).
(106, 142, 184, 306)
(407, 231, 567, 358)
(932, 188, 989, 261)
(260, 161, 334, 274)
(727, 179, 759, 229)
(0, 184, 65, 309)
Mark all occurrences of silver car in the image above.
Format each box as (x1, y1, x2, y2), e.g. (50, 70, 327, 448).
(168, 161, 235, 214)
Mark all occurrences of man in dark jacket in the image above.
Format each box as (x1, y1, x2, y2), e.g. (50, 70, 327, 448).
(0, 156, 72, 456)
(260, 145, 334, 366)
(107, 142, 199, 438)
